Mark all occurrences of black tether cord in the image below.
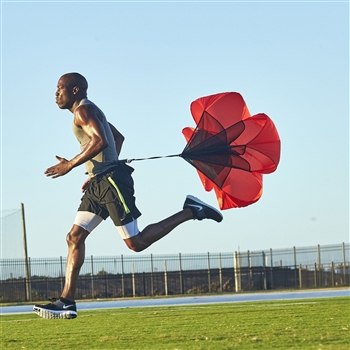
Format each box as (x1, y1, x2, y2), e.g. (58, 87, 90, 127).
(119, 153, 181, 164)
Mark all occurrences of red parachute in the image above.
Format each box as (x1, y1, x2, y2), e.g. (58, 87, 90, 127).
(181, 92, 280, 209)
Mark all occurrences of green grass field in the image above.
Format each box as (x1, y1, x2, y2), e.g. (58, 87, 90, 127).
(1, 297, 349, 349)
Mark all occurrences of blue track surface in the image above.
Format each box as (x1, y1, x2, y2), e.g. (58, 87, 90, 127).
(1, 288, 349, 315)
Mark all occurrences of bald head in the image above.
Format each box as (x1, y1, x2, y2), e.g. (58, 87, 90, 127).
(56, 73, 88, 110)
(60, 73, 88, 96)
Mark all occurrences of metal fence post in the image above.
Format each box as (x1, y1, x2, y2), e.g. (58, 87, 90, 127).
(298, 264, 302, 288)
(121, 254, 125, 297)
(164, 260, 168, 296)
(207, 252, 211, 293)
(91, 255, 94, 298)
(331, 261, 335, 287)
(342, 242, 346, 285)
(234, 252, 241, 292)
(179, 253, 184, 294)
(113, 258, 118, 296)
(21, 203, 31, 302)
(262, 251, 267, 290)
(232, 253, 235, 290)
(28, 257, 32, 301)
(132, 263, 135, 297)
(248, 250, 252, 290)
(314, 263, 317, 287)
(104, 273, 108, 298)
(45, 261, 49, 298)
(293, 246, 297, 288)
(113, 258, 117, 275)
(150, 254, 154, 296)
(317, 244, 321, 287)
(142, 272, 146, 296)
(219, 253, 223, 292)
(270, 248, 274, 289)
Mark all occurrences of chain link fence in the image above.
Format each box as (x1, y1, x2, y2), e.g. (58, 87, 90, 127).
(0, 243, 348, 302)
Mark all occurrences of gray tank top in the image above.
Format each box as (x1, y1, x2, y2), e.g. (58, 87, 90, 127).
(72, 98, 119, 177)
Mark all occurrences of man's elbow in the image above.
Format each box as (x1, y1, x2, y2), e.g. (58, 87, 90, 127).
(96, 137, 109, 151)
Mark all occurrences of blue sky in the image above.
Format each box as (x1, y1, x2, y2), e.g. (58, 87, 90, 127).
(1, 1, 349, 259)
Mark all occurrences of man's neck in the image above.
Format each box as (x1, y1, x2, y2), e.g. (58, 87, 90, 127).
(69, 98, 86, 113)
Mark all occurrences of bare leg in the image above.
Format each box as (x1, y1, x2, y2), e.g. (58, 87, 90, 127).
(124, 208, 193, 252)
(61, 224, 89, 302)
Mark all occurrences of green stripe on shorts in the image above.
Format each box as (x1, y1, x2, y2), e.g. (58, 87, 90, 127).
(107, 176, 131, 214)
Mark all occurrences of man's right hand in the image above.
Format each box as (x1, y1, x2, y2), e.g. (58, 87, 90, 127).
(82, 177, 91, 193)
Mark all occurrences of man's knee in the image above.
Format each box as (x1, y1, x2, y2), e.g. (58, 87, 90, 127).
(124, 235, 146, 253)
(66, 225, 89, 246)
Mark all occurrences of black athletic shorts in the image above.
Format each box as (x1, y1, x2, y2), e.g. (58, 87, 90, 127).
(77, 163, 142, 226)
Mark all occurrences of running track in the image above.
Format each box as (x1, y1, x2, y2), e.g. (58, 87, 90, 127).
(1, 288, 349, 315)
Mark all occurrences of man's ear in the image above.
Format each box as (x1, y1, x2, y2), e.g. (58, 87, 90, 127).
(73, 86, 80, 95)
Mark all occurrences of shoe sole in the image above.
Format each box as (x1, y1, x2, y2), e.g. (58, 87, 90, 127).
(33, 306, 77, 319)
(185, 195, 223, 222)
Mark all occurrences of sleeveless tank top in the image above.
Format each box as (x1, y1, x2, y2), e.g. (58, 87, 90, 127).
(72, 98, 119, 177)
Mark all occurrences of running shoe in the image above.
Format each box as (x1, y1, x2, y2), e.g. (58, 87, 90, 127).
(183, 195, 223, 222)
(33, 297, 77, 319)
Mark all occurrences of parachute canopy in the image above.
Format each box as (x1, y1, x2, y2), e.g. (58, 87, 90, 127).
(181, 92, 280, 209)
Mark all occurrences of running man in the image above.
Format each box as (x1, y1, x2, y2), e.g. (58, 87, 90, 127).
(33, 73, 223, 319)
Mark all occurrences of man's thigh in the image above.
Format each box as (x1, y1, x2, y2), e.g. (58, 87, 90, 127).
(116, 219, 140, 239)
(73, 211, 104, 233)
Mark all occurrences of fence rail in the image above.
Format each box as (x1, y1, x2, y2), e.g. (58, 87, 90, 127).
(0, 243, 349, 302)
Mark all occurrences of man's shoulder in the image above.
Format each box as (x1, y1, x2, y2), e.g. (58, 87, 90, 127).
(74, 100, 98, 114)
(74, 99, 105, 124)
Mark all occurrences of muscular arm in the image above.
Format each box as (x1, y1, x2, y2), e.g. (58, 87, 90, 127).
(108, 122, 124, 155)
(45, 104, 108, 178)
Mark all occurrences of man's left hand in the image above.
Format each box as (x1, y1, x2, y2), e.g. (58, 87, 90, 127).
(45, 156, 73, 178)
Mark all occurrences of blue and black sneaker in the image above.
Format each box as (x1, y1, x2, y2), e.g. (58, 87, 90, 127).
(183, 195, 223, 223)
(33, 297, 77, 319)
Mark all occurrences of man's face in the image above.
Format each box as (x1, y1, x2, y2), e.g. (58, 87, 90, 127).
(55, 76, 76, 110)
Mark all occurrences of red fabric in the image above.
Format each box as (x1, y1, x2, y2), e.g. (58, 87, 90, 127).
(182, 92, 280, 209)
